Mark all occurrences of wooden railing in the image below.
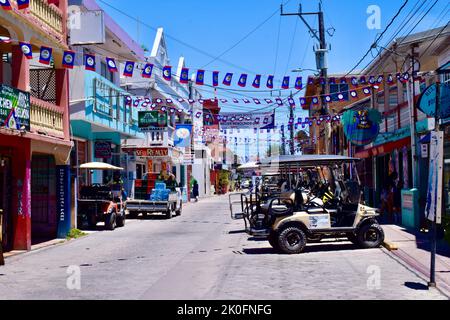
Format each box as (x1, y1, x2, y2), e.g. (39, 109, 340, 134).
(30, 97, 65, 138)
(28, 0, 64, 35)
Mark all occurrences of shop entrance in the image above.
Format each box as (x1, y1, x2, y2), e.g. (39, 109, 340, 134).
(31, 154, 57, 244)
(0, 156, 12, 252)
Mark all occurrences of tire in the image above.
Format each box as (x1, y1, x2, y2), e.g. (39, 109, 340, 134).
(277, 226, 307, 254)
(268, 231, 280, 252)
(116, 212, 126, 228)
(105, 212, 116, 231)
(175, 203, 182, 216)
(356, 223, 385, 249)
(347, 232, 358, 245)
(128, 211, 138, 219)
(165, 206, 172, 220)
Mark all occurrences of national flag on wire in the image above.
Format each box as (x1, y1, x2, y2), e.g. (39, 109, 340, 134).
(238, 74, 248, 87)
(163, 66, 172, 81)
(295, 77, 303, 90)
(105, 57, 118, 73)
(223, 73, 233, 86)
(17, 0, 30, 9)
(62, 51, 75, 69)
(180, 67, 189, 84)
(142, 63, 153, 78)
(123, 61, 135, 77)
(0, 0, 12, 10)
(267, 75, 274, 89)
(39, 46, 52, 65)
(84, 54, 96, 71)
(19, 42, 33, 59)
(212, 71, 219, 87)
(196, 70, 205, 85)
(282, 76, 290, 89)
(252, 75, 261, 88)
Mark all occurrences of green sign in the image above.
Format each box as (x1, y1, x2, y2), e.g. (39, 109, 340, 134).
(0, 85, 30, 131)
(341, 109, 382, 146)
(138, 111, 168, 129)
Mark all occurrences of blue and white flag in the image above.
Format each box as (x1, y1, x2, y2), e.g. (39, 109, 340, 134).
(238, 74, 248, 87)
(196, 70, 205, 85)
(163, 66, 172, 81)
(39, 46, 52, 65)
(252, 75, 261, 88)
(62, 51, 75, 69)
(223, 73, 233, 86)
(267, 75, 274, 89)
(142, 63, 153, 78)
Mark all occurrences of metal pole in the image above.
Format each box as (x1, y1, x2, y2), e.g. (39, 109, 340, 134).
(409, 46, 418, 189)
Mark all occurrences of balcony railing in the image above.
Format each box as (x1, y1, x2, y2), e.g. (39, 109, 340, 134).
(28, 0, 64, 35)
(30, 97, 64, 138)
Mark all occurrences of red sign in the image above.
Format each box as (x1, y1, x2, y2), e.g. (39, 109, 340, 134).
(134, 148, 169, 157)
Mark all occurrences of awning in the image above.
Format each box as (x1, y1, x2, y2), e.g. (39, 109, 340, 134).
(79, 162, 124, 171)
(355, 137, 411, 158)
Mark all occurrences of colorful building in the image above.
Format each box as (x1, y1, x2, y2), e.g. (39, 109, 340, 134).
(1, 0, 72, 251)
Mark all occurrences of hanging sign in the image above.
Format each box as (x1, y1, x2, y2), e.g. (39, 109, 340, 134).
(0, 84, 30, 131)
(341, 109, 382, 146)
(174, 124, 192, 148)
(425, 130, 443, 224)
(138, 111, 168, 131)
(94, 140, 112, 159)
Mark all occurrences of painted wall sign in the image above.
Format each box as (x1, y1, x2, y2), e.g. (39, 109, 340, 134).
(94, 140, 112, 159)
(342, 109, 382, 146)
(56, 166, 71, 238)
(138, 111, 168, 130)
(0, 84, 30, 131)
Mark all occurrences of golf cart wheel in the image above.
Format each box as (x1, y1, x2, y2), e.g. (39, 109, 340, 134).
(105, 212, 116, 231)
(356, 223, 385, 249)
(268, 232, 280, 252)
(175, 203, 182, 216)
(277, 226, 307, 255)
(116, 212, 126, 228)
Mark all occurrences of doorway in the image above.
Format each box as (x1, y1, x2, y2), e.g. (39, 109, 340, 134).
(0, 156, 12, 252)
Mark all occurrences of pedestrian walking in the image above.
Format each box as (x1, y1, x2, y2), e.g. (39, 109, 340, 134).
(193, 180, 199, 202)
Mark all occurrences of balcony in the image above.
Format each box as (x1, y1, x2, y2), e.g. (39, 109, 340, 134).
(29, 0, 64, 34)
(30, 96, 64, 139)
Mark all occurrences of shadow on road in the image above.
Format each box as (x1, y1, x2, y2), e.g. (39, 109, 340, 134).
(404, 282, 429, 291)
(228, 230, 247, 234)
(242, 243, 372, 255)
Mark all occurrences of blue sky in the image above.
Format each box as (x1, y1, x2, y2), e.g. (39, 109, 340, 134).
(97, 0, 449, 158)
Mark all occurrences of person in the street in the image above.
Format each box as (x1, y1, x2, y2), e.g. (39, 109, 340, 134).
(393, 180, 403, 224)
(382, 172, 398, 223)
(193, 180, 199, 202)
(166, 173, 179, 192)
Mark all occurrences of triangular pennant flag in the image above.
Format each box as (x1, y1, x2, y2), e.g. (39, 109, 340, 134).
(62, 51, 75, 69)
(105, 57, 118, 73)
(123, 61, 135, 77)
(17, 0, 30, 9)
(223, 73, 233, 86)
(19, 42, 33, 59)
(282, 76, 290, 89)
(0, 0, 12, 10)
(267, 75, 274, 89)
(39, 46, 52, 65)
(84, 54, 96, 71)
(252, 75, 261, 88)
(377, 75, 384, 83)
(212, 71, 219, 87)
(180, 67, 189, 84)
(295, 77, 303, 90)
(163, 66, 172, 81)
(196, 70, 205, 85)
(142, 63, 153, 78)
(238, 74, 248, 87)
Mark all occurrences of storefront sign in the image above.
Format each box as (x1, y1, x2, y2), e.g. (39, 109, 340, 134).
(0, 84, 30, 131)
(134, 147, 169, 158)
(219, 111, 275, 129)
(418, 83, 450, 120)
(439, 83, 450, 119)
(94, 141, 112, 159)
(56, 165, 71, 238)
(342, 109, 382, 146)
(138, 111, 168, 131)
(174, 124, 192, 148)
(425, 131, 443, 224)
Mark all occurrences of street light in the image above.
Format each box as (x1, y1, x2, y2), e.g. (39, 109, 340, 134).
(292, 68, 320, 75)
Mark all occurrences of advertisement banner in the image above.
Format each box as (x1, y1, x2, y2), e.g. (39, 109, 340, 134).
(0, 84, 30, 131)
(219, 111, 275, 129)
(94, 141, 112, 159)
(56, 165, 71, 238)
(425, 131, 444, 224)
(138, 111, 168, 131)
(174, 124, 192, 148)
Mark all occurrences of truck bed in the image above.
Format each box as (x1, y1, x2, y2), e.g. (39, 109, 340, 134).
(125, 199, 171, 213)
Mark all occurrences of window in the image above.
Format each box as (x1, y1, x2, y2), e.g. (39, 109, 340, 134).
(100, 61, 114, 83)
(329, 84, 349, 101)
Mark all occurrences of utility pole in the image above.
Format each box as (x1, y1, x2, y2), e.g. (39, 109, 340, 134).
(281, 1, 329, 154)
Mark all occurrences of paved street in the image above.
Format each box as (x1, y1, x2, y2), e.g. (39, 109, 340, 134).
(0, 196, 447, 300)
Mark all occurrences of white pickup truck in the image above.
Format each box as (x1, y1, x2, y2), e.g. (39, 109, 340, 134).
(125, 188, 183, 219)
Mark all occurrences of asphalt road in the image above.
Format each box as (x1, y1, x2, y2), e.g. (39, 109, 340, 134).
(0, 195, 447, 300)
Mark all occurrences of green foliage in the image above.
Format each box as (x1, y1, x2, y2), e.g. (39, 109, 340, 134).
(66, 229, 87, 240)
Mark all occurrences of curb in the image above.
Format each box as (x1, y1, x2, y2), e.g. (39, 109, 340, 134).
(382, 240, 399, 251)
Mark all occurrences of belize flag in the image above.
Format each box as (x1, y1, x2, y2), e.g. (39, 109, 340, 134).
(340, 77, 347, 84)
(0, 0, 12, 10)
(17, 0, 30, 9)
(212, 71, 219, 87)
(238, 74, 248, 87)
(180, 67, 189, 84)
(105, 57, 118, 73)
(223, 73, 233, 86)
(19, 42, 33, 59)
(282, 76, 290, 89)
(295, 77, 303, 90)
(39, 47, 52, 65)
(142, 63, 153, 78)
(252, 75, 261, 88)
(123, 61, 135, 77)
(196, 70, 205, 85)
(62, 51, 75, 69)
(266, 75, 274, 89)
(163, 66, 172, 81)
(84, 54, 96, 71)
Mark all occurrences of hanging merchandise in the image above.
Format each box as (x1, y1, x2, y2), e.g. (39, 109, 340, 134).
(123, 61, 135, 77)
(163, 66, 172, 81)
(142, 63, 154, 78)
(39, 46, 52, 65)
(84, 54, 96, 71)
(62, 51, 75, 69)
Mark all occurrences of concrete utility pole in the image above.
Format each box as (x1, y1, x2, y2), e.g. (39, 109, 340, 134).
(281, 1, 329, 154)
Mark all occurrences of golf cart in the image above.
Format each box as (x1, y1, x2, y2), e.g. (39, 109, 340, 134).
(229, 155, 385, 254)
(77, 162, 126, 230)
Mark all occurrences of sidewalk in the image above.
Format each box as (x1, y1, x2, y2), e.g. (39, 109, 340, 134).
(382, 224, 450, 297)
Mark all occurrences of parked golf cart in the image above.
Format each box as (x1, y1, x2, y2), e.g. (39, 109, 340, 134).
(77, 162, 126, 231)
(229, 155, 385, 254)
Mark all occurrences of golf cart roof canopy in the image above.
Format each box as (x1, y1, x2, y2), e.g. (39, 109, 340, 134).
(258, 155, 360, 168)
(237, 162, 260, 170)
(79, 162, 124, 171)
